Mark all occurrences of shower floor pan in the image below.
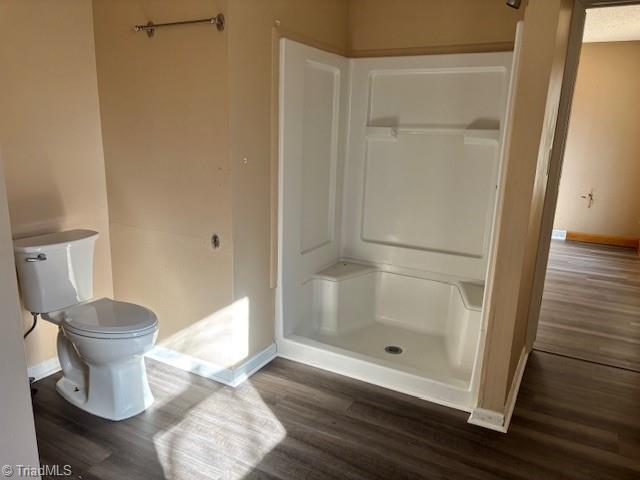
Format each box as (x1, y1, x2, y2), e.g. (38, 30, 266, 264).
(307, 322, 471, 389)
(278, 262, 484, 410)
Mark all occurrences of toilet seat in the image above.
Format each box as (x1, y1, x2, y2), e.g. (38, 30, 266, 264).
(60, 298, 158, 339)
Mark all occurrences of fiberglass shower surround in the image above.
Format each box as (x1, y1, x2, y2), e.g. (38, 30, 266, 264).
(277, 39, 514, 413)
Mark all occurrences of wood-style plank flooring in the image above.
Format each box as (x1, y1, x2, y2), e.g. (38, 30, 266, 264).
(34, 351, 640, 480)
(536, 240, 640, 371)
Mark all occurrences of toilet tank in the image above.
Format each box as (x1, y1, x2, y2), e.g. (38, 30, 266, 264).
(14, 230, 99, 314)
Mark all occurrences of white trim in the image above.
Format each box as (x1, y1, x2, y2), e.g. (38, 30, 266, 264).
(146, 343, 277, 388)
(232, 343, 278, 386)
(468, 346, 529, 433)
(27, 357, 61, 381)
(551, 229, 567, 240)
(467, 407, 505, 432)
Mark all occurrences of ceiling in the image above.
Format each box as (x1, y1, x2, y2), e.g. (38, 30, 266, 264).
(584, 5, 640, 43)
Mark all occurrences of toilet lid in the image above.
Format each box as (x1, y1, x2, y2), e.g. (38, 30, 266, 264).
(61, 298, 158, 337)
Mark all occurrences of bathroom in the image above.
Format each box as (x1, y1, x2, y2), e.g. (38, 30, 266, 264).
(0, 0, 574, 477)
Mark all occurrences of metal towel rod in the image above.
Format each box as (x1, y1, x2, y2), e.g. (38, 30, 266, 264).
(134, 14, 225, 38)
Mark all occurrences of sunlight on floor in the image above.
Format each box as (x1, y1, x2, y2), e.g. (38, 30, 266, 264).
(151, 380, 286, 479)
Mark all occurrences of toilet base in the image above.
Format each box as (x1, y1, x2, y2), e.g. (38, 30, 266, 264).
(56, 357, 155, 421)
(55, 329, 156, 421)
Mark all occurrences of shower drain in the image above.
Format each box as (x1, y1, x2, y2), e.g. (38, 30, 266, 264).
(384, 345, 403, 355)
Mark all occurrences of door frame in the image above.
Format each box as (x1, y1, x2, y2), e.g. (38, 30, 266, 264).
(526, 0, 640, 348)
(0, 149, 41, 469)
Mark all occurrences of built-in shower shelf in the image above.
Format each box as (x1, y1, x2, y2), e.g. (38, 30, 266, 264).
(313, 261, 377, 282)
(365, 126, 500, 145)
(458, 282, 484, 312)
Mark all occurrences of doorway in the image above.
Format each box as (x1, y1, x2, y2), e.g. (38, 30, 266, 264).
(533, 2, 640, 371)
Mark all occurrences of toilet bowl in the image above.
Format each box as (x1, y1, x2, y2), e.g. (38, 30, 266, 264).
(13, 229, 159, 421)
(47, 298, 159, 420)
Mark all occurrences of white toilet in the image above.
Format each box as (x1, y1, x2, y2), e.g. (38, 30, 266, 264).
(14, 229, 159, 421)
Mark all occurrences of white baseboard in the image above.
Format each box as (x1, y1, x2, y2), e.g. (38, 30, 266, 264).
(26, 343, 277, 388)
(146, 343, 277, 388)
(468, 347, 529, 433)
(231, 343, 278, 386)
(28, 357, 61, 382)
(552, 229, 567, 240)
(468, 408, 506, 432)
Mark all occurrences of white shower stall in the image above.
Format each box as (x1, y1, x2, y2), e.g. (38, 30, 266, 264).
(277, 39, 516, 413)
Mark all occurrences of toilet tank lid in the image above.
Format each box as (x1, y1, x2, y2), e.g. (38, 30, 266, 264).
(14, 229, 99, 253)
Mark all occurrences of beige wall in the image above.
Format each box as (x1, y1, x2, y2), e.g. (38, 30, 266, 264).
(0, 153, 40, 474)
(94, 0, 348, 369)
(92, 0, 239, 366)
(347, 0, 523, 56)
(478, 0, 573, 413)
(554, 41, 640, 238)
(228, 0, 349, 359)
(0, 0, 113, 368)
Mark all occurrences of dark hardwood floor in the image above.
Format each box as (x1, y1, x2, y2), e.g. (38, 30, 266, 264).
(536, 239, 640, 371)
(33, 351, 640, 480)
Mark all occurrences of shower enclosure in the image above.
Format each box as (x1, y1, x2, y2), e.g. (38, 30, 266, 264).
(276, 39, 517, 413)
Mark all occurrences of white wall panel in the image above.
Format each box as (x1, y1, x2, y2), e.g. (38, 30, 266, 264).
(279, 39, 348, 335)
(300, 61, 340, 253)
(368, 68, 507, 128)
(363, 132, 499, 257)
(343, 53, 513, 280)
